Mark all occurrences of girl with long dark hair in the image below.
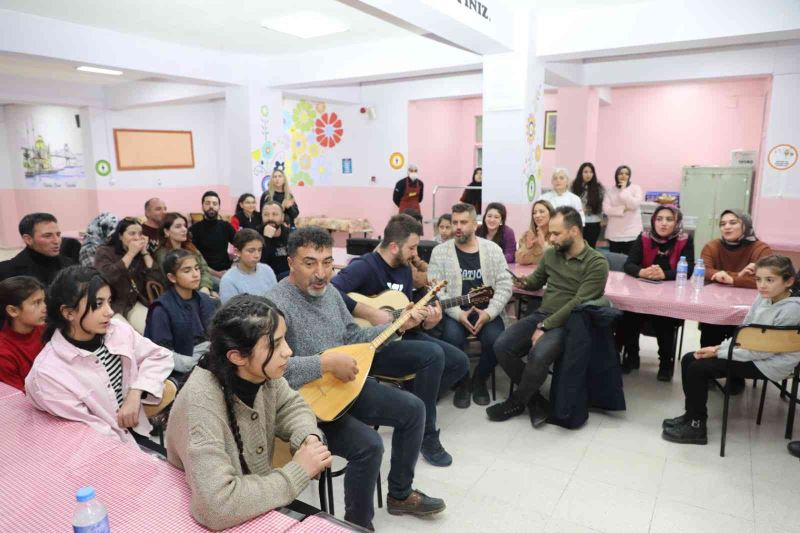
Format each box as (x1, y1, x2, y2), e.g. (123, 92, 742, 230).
(0, 276, 46, 390)
(154, 212, 215, 296)
(165, 295, 331, 530)
(476, 202, 516, 263)
(25, 266, 173, 445)
(231, 193, 261, 232)
(571, 162, 605, 248)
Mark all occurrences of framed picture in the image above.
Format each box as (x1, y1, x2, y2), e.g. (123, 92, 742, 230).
(342, 158, 352, 174)
(113, 129, 195, 170)
(543, 111, 557, 150)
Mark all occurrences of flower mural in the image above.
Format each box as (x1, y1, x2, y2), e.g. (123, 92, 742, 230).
(315, 112, 343, 148)
(292, 101, 316, 132)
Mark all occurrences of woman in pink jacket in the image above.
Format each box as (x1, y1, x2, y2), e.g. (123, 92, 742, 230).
(602, 165, 644, 255)
(25, 266, 173, 446)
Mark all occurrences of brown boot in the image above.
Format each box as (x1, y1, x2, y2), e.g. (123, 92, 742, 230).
(387, 489, 446, 516)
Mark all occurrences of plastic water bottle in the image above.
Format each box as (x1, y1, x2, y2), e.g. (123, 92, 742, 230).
(72, 486, 110, 533)
(692, 259, 706, 291)
(676, 256, 688, 288)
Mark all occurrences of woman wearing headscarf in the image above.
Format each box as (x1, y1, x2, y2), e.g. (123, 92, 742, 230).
(618, 205, 694, 381)
(79, 212, 119, 267)
(698, 209, 773, 393)
(460, 167, 482, 214)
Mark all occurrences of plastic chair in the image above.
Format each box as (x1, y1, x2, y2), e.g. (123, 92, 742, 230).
(601, 250, 628, 273)
(720, 325, 800, 457)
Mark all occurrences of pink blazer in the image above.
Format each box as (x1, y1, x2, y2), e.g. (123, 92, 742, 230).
(24, 318, 174, 446)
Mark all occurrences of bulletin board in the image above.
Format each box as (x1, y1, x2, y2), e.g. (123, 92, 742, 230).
(113, 129, 195, 170)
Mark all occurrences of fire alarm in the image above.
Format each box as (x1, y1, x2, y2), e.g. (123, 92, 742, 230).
(360, 107, 366, 113)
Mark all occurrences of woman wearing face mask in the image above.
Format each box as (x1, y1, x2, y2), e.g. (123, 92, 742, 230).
(698, 209, 773, 394)
(259, 163, 299, 228)
(541, 169, 585, 224)
(393, 163, 424, 214)
(516, 200, 554, 266)
(25, 266, 174, 446)
(231, 193, 261, 232)
(93, 218, 166, 333)
(602, 165, 643, 255)
(460, 167, 483, 215)
(619, 205, 694, 380)
(571, 163, 605, 248)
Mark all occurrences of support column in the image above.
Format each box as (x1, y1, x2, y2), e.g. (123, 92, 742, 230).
(555, 87, 600, 177)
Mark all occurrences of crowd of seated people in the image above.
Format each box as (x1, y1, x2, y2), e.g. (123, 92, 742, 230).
(3, 161, 800, 531)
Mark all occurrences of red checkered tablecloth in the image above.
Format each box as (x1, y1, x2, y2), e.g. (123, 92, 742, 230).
(0, 382, 22, 399)
(0, 394, 299, 532)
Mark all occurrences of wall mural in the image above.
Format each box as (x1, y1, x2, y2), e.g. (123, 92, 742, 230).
(253, 104, 289, 192)
(16, 106, 86, 188)
(523, 85, 544, 202)
(282, 100, 345, 187)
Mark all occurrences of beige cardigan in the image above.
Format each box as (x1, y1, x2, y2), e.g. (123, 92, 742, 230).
(166, 367, 321, 531)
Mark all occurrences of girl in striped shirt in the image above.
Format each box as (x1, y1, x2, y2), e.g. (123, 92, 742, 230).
(25, 266, 173, 445)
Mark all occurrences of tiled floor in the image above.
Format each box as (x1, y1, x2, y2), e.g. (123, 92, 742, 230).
(297, 324, 800, 533)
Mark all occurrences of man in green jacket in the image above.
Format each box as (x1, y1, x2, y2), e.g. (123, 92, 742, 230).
(488, 206, 609, 427)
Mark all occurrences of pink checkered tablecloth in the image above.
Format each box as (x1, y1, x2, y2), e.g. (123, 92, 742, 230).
(0, 394, 299, 532)
(604, 271, 756, 325)
(509, 269, 757, 326)
(0, 381, 22, 399)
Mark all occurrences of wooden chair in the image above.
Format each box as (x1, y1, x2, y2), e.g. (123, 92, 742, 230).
(720, 325, 800, 457)
(142, 378, 178, 452)
(145, 280, 164, 305)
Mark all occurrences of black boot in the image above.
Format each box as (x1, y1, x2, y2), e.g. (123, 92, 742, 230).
(471, 372, 490, 406)
(657, 357, 674, 382)
(621, 352, 640, 374)
(662, 418, 707, 445)
(453, 376, 471, 409)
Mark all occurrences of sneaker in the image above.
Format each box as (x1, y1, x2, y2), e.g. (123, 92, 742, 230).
(453, 377, 471, 409)
(662, 413, 690, 430)
(662, 419, 707, 445)
(528, 394, 549, 428)
(657, 358, 674, 382)
(621, 353, 640, 374)
(421, 430, 452, 467)
(486, 396, 526, 422)
(472, 373, 490, 406)
(387, 489, 446, 516)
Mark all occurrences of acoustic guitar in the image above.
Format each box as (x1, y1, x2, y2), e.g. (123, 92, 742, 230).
(348, 285, 495, 328)
(299, 281, 448, 422)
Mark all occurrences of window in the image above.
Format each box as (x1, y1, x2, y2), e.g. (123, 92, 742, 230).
(475, 115, 483, 167)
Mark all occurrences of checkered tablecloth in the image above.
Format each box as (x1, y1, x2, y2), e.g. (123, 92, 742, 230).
(0, 394, 299, 532)
(0, 381, 22, 399)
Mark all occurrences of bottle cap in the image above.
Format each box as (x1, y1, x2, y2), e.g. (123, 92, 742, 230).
(76, 486, 96, 503)
(679, 256, 686, 260)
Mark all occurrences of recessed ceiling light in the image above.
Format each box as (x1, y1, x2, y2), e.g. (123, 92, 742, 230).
(261, 11, 349, 39)
(76, 66, 123, 76)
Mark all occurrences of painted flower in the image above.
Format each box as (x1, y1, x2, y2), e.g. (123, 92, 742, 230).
(292, 171, 312, 186)
(300, 153, 312, 170)
(315, 102, 326, 114)
(262, 140, 274, 161)
(291, 131, 307, 155)
(527, 115, 536, 144)
(315, 112, 344, 148)
(308, 142, 321, 158)
(293, 101, 316, 132)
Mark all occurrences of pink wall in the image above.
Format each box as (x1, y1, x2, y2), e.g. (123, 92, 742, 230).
(0, 185, 233, 246)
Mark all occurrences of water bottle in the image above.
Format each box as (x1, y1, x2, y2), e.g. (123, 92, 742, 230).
(676, 256, 688, 288)
(692, 259, 705, 291)
(72, 486, 110, 533)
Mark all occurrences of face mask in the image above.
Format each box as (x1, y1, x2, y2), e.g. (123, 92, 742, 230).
(409, 172, 418, 180)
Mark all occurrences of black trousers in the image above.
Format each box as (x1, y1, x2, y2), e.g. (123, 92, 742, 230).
(608, 240, 634, 255)
(699, 323, 736, 347)
(681, 352, 765, 420)
(584, 222, 602, 248)
(617, 312, 680, 361)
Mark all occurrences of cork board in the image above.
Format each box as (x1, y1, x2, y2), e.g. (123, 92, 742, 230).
(113, 129, 195, 170)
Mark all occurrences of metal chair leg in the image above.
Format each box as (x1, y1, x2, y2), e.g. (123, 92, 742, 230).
(376, 470, 383, 508)
(781, 379, 788, 399)
(327, 468, 335, 516)
(720, 366, 733, 457)
(756, 379, 768, 425)
(318, 470, 328, 513)
(491, 367, 496, 401)
(677, 321, 685, 361)
(786, 370, 799, 439)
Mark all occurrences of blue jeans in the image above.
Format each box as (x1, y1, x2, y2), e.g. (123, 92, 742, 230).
(441, 314, 505, 379)
(372, 330, 468, 438)
(320, 378, 425, 528)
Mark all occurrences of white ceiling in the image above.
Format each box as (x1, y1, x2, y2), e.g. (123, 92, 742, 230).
(0, 52, 151, 85)
(0, 0, 413, 55)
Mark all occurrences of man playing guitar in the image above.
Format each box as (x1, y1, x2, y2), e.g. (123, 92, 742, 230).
(332, 214, 470, 468)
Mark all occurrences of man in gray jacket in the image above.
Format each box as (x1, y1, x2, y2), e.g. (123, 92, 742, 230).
(428, 203, 512, 408)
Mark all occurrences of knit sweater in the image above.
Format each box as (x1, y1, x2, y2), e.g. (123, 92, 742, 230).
(0, 324, 44, 390)
(602, 184, 644, 242)
(717, 296, 800, 381)
(427, 237, 513, 322)
(700, 239, 773, 289)
(166, 367, 321, 531)
(267, 279, 388, 390)
(219, 264, 277, 304)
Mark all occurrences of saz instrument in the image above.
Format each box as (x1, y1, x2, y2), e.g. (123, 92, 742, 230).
(299, 281, 447, 422)
(348, 285, 495, 328)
